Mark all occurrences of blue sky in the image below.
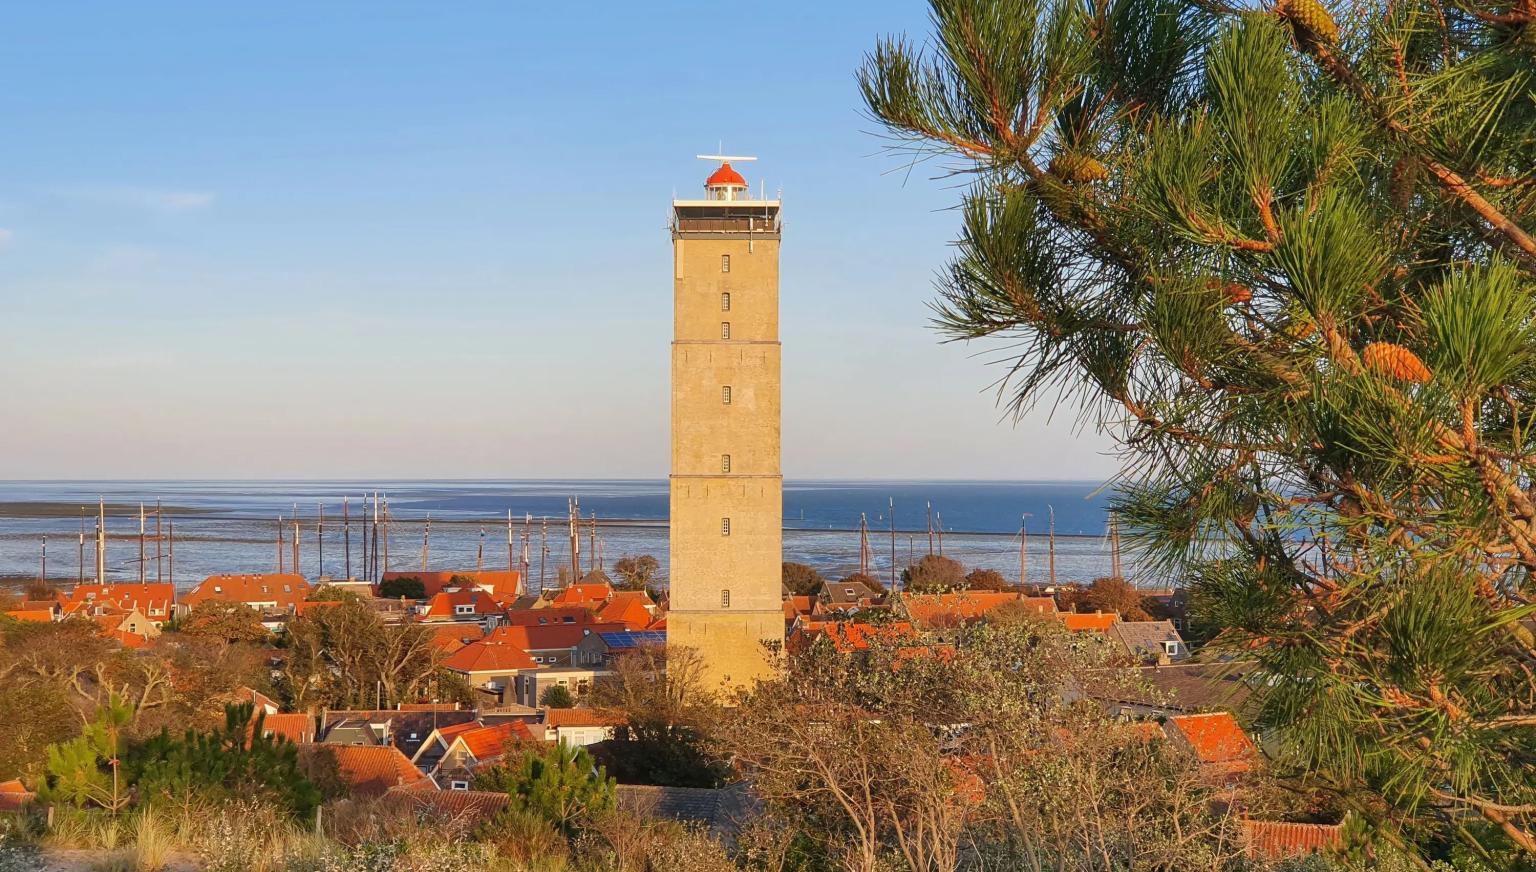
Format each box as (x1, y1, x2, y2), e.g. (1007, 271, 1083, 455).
(0, 1, 1118, 480)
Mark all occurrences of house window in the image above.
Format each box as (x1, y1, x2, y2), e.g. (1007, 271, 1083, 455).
(283, 585, 291, 592)
(455, 604, 474, 616)
(261, 586, 269, 594)
(721, 292, 731, 311)
(721, 454, 731, 473)
(721, 321, 731, 339)
(1163, 641, 1180, 656)
(450, 781, 469, 791)
(721, 518, 731, 536)
(722, 385, 732, 405)
(722, 590, 731, 608)
(721, 254, 730, 273)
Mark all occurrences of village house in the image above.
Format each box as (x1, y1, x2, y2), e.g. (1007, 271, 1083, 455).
(1095, 661, 1259, 719)
(442, 640, 537, 700)
(422, 720, 535, 789)
(573, 629, 667, 667)
(417, 589, 504, 629)
(510, 665, 610, 709)
(184, 574, 311, 613)
(260, 712, 317, 744)
(1107, 619, 1189, 664)
(1058, 611, 1120, 633)
(381, 569, 524, 598)
(320, 708, 479, 760)
(539, 707, 624, 746)
(547, 582, 613, 610)
(63, 582, 176, 623)
(818, 578, 883, 611)
(504, 605, 595, 626)
(1161, 711, 1257, 783)
(594, 590, 658, 629)
(301, 744, 433, 798)
(486, 622, 626, 666)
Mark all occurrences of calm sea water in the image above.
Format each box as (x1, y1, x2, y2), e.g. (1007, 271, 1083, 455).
(0, 480, 1140, 590)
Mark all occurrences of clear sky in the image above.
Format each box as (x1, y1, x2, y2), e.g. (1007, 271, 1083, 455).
(0, 1, 1119, 480)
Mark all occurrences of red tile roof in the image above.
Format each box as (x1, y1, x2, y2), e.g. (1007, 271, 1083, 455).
(1241, 820, 1343, 859)
(504, 606, 595, 626)
(185, 574, 310, 611)
(550, 583, 612, 608)
(315, 745, 430, 798)
(1164, 712, 1256, 767)
(420, 589, 502, 620)
(424, 622, 486, 653)
(0, 779, 35, 812)
(904, 591, 1045, 625)
(788, 620, 916, 654)
(442, 640, 537, 673)
(385, 785, 509, 824)
(262, 713, 317, 744)
(543, 708, 625, 728)
(487, 623, 624, 652)
(111, 629, 152, 649)
(381, 570, 523, 597)
(5, 609, 55, 623)
(1059, 611, 1120, 632)
(63, 583, 176, 618)
(456, 721, 534, 761)
(595, 592, 655, 629)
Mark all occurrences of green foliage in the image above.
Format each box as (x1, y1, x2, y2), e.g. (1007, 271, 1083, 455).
(862, 0, 1536, 858)
(478, 743, 615, 836)
(377, 577, 425, 600)
(176, 600, 269, 644)
(539, 684, 574, 709)
(781, 562, 826, 596)
(962, 567, 1012, 591)
(612, 554, 661, 592)
(41, 695, 133, 811)
(902, 554, 967, 592)
(126, 703, 323, 818)
(279, 599, 438, 710)
(304, 586, 359, 603)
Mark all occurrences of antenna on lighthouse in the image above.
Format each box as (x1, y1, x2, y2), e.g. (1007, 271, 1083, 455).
(695, 154, 758, 163)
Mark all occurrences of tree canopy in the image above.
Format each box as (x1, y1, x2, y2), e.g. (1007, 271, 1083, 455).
(862, 0, 1536, 858)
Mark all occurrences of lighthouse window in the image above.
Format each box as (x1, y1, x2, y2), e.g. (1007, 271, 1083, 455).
(721, 518, 731, 536)
(721, 292, 731, 312)
(722, 386, 732, 405)
(721, 322, 731, 340)
(721, 589, 731, 608)
(721, 454, 731, 473)
(721, 254, 730, 273)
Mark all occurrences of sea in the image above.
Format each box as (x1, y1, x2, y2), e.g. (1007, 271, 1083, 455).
(0, 480, 1144, 592)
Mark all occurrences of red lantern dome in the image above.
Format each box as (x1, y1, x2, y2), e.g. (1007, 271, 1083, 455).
(705, 162, 747, 189)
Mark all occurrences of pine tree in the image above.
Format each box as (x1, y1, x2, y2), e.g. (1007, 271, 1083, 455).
(860, 0, 1536, 859)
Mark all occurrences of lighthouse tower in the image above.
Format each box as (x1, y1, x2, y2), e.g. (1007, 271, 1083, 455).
(666, 157, 783, 690)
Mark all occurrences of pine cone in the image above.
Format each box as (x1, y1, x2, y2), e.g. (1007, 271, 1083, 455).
(1049, 154, 1109, 183)
(1277, 0, 1339, 45)
(1389, 155, 1419, 210)
(1205, 279, 1253, 304)
(1362, 341, 1431, 384)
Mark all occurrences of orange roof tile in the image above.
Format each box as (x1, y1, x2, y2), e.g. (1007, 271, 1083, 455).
(5, 609, 56, 623)
(504, 606, 595, 626)
(904, 591, 1041, 625)
(596, 592, 654, 629)
(0, 779, 35, 812)
(186, 574, 310, 611)
(111, 630, 152, 649)
(543, 708, 625, 728)
(457, 721, 534, 761)
(1164, 712, 1256, 765)
(487, 623, 625, 652)
(788, 620, 915, 654)
(316, 745, 430, 798)
(64, 583, 176, 617)
(1241, 820, 1343, 859)
(262, 713, 317, 744)
(420, 589, 502, 620)
(1059, 611, 1119, 632)
(424, 622, 485, 653)
(381, 570, 523, 597)
(550, 583, 612, 608)
(442, 640, 537, 673)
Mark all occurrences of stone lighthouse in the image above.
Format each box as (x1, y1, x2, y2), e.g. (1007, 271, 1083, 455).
(666, 157, 783, 690)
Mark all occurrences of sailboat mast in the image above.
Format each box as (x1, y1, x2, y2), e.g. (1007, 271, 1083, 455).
(1048, 506, 1057, 586)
